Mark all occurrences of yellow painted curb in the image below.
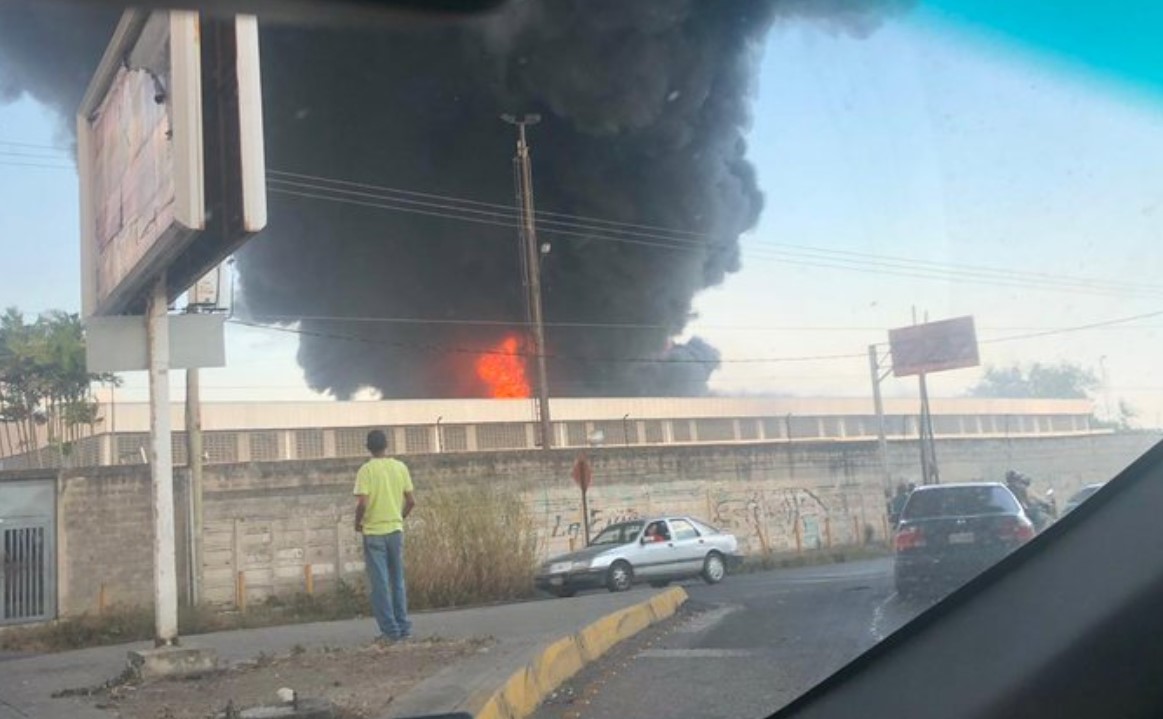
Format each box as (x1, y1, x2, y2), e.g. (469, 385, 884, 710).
(475, 587, 689, 719)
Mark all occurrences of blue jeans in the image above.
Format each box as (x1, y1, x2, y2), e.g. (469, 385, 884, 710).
(362, 531, 411, 639)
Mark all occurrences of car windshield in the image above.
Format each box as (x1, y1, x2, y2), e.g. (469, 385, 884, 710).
(904, 487, 1022, 519)
(589, 521, 645, 546)
(0, 2, 1160, 718)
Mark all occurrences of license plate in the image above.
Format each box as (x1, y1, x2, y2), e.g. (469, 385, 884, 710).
(948, 532, 976, 544)
(549, 576, 563, 586)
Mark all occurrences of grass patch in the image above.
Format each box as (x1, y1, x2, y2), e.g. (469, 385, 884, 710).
(0, 485, 539, 653)
(404, 483, 538, 609)
(735, 544, 893, 574)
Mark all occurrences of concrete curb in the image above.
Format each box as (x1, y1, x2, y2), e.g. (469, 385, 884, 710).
(474, 587, 688, 719)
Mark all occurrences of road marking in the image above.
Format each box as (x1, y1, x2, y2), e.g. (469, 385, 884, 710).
(638, 648, 756, 658)
(870, 592, 897, 642)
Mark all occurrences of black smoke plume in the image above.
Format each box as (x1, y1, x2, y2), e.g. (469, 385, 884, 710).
(0, 0, 903, 398)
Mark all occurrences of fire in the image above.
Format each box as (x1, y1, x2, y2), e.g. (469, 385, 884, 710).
(475, 335, 531, 398)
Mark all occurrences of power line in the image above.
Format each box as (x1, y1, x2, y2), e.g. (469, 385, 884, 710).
(226, 305, 1163, 369)
(226, 318, 866, 365)
(238, 313, 1163, 335)
(0, 159, 73, 171)
(0, 140, 68, 152)
(266, 168, 1162, 296)
(267, 177, 1158, 299)
(978, 309, 1163, 344)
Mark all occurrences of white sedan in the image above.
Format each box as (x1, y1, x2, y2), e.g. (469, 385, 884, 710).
(535, 516, 743, 597)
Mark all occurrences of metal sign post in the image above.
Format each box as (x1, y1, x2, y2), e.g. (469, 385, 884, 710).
(572, 455, 593, 546)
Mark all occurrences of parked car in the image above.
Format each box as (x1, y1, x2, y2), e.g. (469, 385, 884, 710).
(894, 482, 1036, 598)
(535, 516, 743, 597)
(1063, 483, 1105, 515)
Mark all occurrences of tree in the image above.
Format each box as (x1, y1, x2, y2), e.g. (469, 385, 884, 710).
(1116, 399, 1138, 431)
(968, 362, 1100, 400)
(0, 308, 117, 467)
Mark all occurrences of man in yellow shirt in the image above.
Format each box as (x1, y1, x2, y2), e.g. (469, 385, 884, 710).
(353, 429, 416, 641)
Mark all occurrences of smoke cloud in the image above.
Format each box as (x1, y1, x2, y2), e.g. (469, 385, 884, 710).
(0, 0, 904, 398)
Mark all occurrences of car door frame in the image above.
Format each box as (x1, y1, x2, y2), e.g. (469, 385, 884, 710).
(629, 518, 683, 579)
(666, 517, 708, 576)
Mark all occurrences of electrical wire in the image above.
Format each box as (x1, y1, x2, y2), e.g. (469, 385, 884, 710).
(236, 313, 1163, 335)
(266, 178, 1159, 299)
(0, 159, 73, 171)
(266, 169, 1162, 296)
(226, 318, 866, 365)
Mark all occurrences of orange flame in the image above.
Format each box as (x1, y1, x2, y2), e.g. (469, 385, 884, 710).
(475, 335, 531, 398)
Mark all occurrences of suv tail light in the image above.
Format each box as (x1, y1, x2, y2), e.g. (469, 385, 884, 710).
(997, 515, 1036, 542)
(894, 524, 926, 551)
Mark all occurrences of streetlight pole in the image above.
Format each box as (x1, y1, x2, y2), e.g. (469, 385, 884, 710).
(503, 114, 553, 450)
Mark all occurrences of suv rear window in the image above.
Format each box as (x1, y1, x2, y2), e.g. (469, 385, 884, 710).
(903, 486, 1020, 519)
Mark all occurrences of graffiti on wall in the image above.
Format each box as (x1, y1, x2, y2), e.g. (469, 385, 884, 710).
(531, 480, 862, 558)
(709, 487, 829, 553)
(548, 506, 642, 539)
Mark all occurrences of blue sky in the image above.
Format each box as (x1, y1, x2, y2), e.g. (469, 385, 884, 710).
(1, 8, 1162, 423)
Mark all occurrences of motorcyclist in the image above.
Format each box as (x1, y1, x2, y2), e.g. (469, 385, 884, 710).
(1006, 469, 1055, 531)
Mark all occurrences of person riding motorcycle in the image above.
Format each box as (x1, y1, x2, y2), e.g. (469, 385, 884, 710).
(1006, 469, 1056, 531)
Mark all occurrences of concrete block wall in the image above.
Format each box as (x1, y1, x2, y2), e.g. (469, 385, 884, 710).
(55, 467, 156, 614)
(33, 432, 1160, 616)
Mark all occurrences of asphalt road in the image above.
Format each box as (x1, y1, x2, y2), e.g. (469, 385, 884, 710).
(534, 558, 937, 719)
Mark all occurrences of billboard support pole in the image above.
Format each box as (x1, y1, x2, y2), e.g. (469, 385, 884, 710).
(147, 274, 180, 645)
(918, 372, 939, 485)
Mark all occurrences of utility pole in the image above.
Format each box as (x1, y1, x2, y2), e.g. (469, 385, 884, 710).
(184, 272, 218, 606)
(868, 344, 892, 493)
(185, 366, 203, 605)
(503, 113, 553, 450)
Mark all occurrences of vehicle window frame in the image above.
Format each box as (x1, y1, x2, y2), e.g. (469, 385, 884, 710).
(668, 518, 700, 541)
(690, 518, 721, 535)
(591, 520, 643, 546)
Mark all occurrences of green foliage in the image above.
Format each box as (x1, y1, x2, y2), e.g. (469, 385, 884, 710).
(968, 362, 1099, 399)
(0, 307, 118, 467)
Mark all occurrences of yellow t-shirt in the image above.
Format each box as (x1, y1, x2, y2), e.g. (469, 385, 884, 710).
(353, 457, 414, 535)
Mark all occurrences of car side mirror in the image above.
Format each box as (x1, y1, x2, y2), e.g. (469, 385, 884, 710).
(640, 536, 648, 545)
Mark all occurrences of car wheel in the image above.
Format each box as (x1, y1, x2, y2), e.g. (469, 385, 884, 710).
(552, 587, 577, 598)
(607, 561, 634, 592)
(649, 580, 671, 588)
(702, 552, 726, 585)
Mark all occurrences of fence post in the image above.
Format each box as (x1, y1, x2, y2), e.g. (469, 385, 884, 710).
(232, 518, 245, 610)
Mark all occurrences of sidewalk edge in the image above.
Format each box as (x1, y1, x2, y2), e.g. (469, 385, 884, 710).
(474, 587, 688, 719)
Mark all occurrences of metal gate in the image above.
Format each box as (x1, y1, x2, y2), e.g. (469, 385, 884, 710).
(0, 479, 55, 625)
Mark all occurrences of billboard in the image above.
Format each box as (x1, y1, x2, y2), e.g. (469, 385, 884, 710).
(78, 11, 265, 318)
(78, 10, 204, 318)
(889, 316, 980, 377)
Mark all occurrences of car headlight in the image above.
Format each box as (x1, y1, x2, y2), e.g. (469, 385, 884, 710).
(548, 561, 572, 574)
(570, 559, 592, 571)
